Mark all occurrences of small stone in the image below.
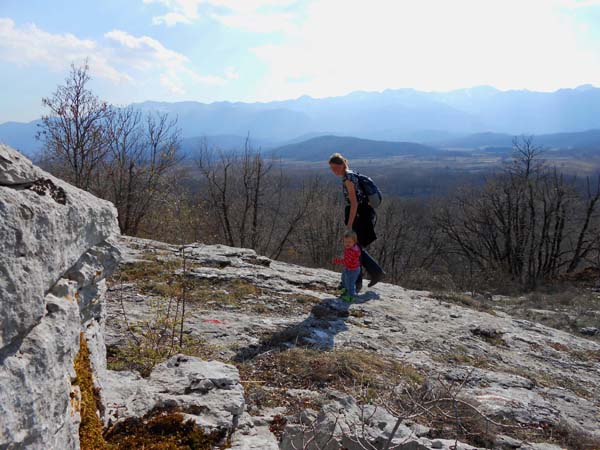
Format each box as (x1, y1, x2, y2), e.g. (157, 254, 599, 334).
(409, 423, 430, 437)
(580, 327, 599, 336)
(495, 434, 522, 449)
(431, 440, 444, 449)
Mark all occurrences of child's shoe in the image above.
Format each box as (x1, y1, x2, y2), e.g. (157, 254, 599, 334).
(340, 287, 348, 295)
(341, 294, 354, 303)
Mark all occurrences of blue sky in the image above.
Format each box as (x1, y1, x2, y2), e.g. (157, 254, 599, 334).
(1, 0, 600, 122)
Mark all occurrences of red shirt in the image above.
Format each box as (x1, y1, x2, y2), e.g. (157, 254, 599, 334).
(333, 244, 361, 270)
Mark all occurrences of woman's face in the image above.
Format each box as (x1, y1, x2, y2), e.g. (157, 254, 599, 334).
(329, 163, 345, 177)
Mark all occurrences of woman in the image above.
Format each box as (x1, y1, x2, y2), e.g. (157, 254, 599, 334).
(329, 153, 385, 290)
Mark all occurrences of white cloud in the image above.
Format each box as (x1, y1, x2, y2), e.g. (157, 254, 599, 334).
(564, 0, 600, 7)
(105, 29, 228, 92)
(249, 0, 600, 100)
(209, 10, 297, 33)
(144, 0, 299, 31)
(225, 66, 239, 80)
(0, 19, 231, 96)
(0, 18, 129, 82)
(105, 29, 189, 69)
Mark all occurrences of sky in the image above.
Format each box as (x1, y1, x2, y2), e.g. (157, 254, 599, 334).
(1, 0, 600, 122)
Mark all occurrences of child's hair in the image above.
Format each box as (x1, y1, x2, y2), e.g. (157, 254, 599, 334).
(329, 153, 349, 168)
(343, 229, 357, 242)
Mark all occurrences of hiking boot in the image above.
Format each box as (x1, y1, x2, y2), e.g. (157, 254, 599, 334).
(367, 271, 385, 288)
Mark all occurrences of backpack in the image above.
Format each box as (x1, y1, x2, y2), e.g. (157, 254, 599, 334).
(356, 172, 383, 208)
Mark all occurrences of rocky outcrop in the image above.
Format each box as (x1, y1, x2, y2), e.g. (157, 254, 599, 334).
(0, 145, 120, 449)
(107, 236, 600, 450)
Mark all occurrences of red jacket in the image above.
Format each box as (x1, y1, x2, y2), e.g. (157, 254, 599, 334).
(333, 244, 361, 270)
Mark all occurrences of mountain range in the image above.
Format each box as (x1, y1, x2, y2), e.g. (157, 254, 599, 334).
(2, 85, 600, 157)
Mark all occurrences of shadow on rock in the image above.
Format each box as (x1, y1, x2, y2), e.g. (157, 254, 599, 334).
(232, 291, 381, 363)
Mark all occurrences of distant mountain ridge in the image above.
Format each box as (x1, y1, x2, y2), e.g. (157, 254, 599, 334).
(3, 85, 600, 155)
(440, 129, 600, 149)
(273, 135, 442, 161)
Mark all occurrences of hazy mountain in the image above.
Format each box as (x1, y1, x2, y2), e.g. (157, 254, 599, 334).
(3, 85, 600, 155)
(441, 129, 600, 150)
(0, 120, 42, 156)
(179, 134, 277, 158)
(273, 135, 442, 161)
(118, 85, 600, 139)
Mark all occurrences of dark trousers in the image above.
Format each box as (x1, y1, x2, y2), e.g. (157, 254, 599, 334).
(360, 247, 384, 279)
(345, 204, 384, 280)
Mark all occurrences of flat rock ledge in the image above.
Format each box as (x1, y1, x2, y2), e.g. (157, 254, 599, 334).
(102, 354, 245, 437)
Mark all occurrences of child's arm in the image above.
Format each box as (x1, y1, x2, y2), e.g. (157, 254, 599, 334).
(332, 257, 344, 265)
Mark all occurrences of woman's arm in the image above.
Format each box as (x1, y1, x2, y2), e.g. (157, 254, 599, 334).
(345, 179, 358, 230)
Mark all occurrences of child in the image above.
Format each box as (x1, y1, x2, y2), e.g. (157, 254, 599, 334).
(332, 230, 362, 302)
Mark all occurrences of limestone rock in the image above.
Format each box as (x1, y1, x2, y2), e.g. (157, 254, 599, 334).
(279, 392, 476, 450)
(0, 145, 120, 449)
(102, 354, 245, 434)
(105, 235, 600, 448)
(0, 144, 119, 350)
(0, 144, 43, 184)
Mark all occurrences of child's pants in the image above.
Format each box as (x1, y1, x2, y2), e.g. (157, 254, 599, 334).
(342, 268, 361, 296)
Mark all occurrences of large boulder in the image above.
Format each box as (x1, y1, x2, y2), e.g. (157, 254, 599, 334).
(0, 144, 119, 350)
(0, 145, 120, 449)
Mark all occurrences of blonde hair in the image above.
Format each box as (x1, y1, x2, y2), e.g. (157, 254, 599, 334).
(343, 229, 357, 242)
(328, 153, 349, 169)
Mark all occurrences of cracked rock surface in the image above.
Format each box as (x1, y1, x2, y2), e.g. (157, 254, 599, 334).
(0, 145, 120, 449)
(106, 235, 600, 449)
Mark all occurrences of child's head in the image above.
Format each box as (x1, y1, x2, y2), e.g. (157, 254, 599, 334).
(343, 229, 358, 248)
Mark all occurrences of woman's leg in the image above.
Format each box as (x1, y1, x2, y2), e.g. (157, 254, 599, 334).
(345, 204, 384, 287)
(361, 247, 384, 285)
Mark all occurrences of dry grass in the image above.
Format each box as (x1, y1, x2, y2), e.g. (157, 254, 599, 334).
(496, 288, 600, 340)
(433, 345, 495, 369)
(499, 365, 592, 400)
(107, 334, 220, 378)
(430, 291, 496, 314)
(237, 347, 424, 413)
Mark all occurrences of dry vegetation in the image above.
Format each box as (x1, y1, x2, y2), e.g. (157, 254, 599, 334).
(104, 412, 222, 450)
(74, 333, 106, 450)
(237, 347, 424, 415)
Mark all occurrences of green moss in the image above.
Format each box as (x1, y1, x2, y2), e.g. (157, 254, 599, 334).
(104, 412, 221, 450)
(74, 333, 107, 450)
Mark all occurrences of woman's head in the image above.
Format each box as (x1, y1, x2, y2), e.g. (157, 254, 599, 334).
(329, 153, 348, 177)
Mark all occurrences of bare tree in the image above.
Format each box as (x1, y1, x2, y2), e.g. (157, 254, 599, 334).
(195, 143, 323, 258)
(37, 61, 110, 191)
(102, 107, 181, 234)
(436, 137, 600, 289)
